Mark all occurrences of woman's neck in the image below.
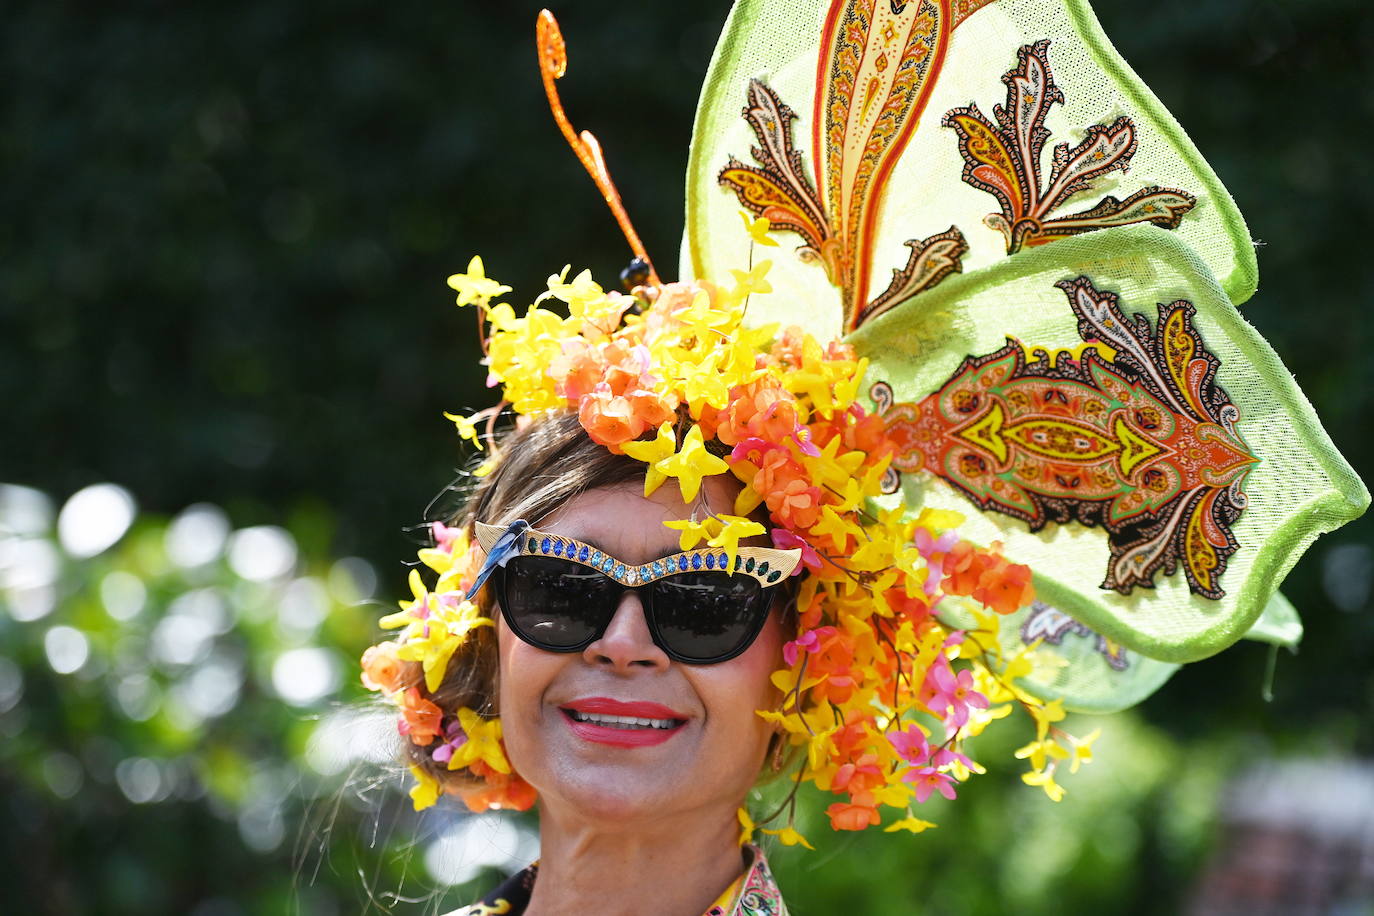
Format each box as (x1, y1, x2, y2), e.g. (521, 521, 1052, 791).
(523, 806, 745, 916)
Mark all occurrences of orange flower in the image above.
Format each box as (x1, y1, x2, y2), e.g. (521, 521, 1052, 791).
(602, 342, 648, 396)
(973, 557, 1035, 614)
(360, 642, 408, 695)
(826, 800, 881, 831)
(767, 478, 822, 530)
(463, 765, 539, 813)
(549, 340, 605, 402)
(578, 386, 643, 448)
(770, 326, 808, 368)
(398, 687, 444, 746)
(941, 541, 984, 597)
(626, 388, 674, 429)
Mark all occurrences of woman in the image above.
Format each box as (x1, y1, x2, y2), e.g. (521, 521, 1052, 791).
(429, 414, 794, 914)
(359, 2, 1365, 912)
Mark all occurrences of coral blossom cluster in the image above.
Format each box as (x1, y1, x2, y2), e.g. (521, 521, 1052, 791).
(361, 245, 1098, 841)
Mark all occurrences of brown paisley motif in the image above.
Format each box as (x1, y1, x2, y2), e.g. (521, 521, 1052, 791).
(943, 40, 1196, 254)
(719, 1, 968, 333)
(873, 276, 1256, 599)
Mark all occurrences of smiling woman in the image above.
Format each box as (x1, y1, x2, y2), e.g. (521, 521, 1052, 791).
(370, 413, 797, 914)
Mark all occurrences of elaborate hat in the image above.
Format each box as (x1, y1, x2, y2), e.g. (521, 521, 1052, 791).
(361, 0, 1367, 842)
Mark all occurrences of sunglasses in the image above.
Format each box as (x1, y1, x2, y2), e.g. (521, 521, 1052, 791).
(472, 521, 801, 664)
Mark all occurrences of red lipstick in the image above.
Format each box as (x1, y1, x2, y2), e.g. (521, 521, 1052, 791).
(560, 697, 688, 748)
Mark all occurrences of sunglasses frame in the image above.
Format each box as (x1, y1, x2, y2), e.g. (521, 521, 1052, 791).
(473, 521, 802, 664)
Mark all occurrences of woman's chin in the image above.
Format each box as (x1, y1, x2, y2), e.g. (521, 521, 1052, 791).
(537, 768, 691, 827)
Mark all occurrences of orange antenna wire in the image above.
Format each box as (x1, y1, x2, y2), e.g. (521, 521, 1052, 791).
(536, 10, 662, 286)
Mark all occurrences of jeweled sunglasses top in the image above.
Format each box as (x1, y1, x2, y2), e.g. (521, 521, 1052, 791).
(474, 522, 800, 587)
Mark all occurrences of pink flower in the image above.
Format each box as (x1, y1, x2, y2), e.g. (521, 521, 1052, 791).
(925, 661, 989, 732)
(914, 528, 959, 597)
(906, 767, 958, 803)
(887, 724, 931, 767)
(431, 718, 469, 766)
(770, 528, 822, 572)
(931, 746, 975, 771)
(431, 521, 465, 553)
(782, 625, 835, 667)
(730, 436, 784, 463)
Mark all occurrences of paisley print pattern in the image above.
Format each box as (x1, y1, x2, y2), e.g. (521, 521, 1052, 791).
(719, 0, 968, 333)
(872, 276, 1257, 598)
(943, 40, 1196, 253)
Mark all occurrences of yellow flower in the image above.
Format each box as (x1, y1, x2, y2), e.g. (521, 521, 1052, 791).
(447, 255, 511, 308)
(1014, 737, 1069, 772)
(663, 516, 723, 550)
(729, 260, 774, 302)
(1031, 698, 1067, 741)
(1022, 768, 1065, 802)
(810, 506, 853, 553)
(408, 764, 440, 811)
(1068, 728, 1101, 773)
(395, 601, 494, 692)
(884, 816, 938, 834)
(762, 825, 815, 850)
(379, 569, 433, 630)
(443, 411, 485, 451)
(657, 425, 729, 502)
(706, 515, 766, 570)
(448, 708, 511, 775)
(737, 807, 755, 847)
(739, 210, 779, 247)
(622, 422, 678, 497)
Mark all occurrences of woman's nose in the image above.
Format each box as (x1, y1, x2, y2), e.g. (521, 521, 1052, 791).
(583, 591, 670, 671)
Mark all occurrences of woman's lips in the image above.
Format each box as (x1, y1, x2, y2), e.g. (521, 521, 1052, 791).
(560, 697, 688, 748)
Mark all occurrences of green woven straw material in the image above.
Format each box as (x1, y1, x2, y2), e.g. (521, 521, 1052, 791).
(850, 226, 1367, 664)
(684, 0, 1258, 342)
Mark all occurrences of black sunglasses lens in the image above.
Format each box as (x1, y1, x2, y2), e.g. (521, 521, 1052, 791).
(652, 573, 770, 662)
(500, 556, 619, 650)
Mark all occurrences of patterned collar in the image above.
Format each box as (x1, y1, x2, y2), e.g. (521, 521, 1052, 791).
(448, 844, 787, 916)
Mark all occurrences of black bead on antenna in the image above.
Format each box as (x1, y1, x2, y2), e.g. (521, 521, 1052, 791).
(619, 256, 652, 292)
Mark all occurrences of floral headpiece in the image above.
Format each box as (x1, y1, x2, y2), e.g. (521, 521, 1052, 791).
(361, 3, 1366, 844)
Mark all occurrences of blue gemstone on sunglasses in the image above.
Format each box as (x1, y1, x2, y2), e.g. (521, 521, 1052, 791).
(677, 555, 689, 571)
(704, 553, 715, 569)
(552, 541, 564, 557)
(601, 557, 614, 572)
(718, 554, 728, 569)
(613, 563, 626, 578)
(578, 545, 590, 562)
(591, 550, 602, 564)
(691, 554, 702, 570)
(541, 537, 552, 554)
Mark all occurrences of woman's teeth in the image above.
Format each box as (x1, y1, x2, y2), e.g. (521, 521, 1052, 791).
(568, 710, 679, 729)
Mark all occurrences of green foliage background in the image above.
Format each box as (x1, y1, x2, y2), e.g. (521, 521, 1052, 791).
(2, 1, 1371, 914)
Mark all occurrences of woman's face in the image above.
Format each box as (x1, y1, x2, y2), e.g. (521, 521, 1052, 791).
(495, 476, 783, 829)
